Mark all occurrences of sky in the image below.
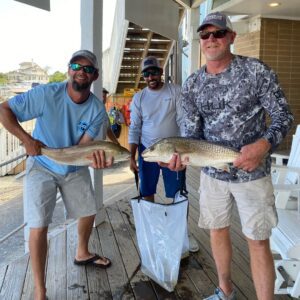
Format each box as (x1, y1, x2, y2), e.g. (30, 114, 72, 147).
(0, 0, 116, 74)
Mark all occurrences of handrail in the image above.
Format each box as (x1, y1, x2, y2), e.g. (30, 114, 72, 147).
(0, 223, 27, 244)
(0, 191, 62, 245)
(0, 153, 27, 168)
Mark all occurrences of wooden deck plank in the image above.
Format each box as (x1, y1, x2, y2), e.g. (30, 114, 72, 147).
(187, 208, 253, 299)
(0, 254, 29, 300)
(117, 198, 180, 300)
(106, 204, 140, 278)
(106, 203, 158, 300)
(185, 168, 292, 300)
(66, 224, 89, 300)
(180, 255, 216, 298)
(150, 281, 179, 300)
(1, 165, 294, 299)
(119, 191, 216, 300)
(97, 211, 135, 300)
(176, 269, 203, 300)
(154, 180, 221, 298)
(156, 172, 253, 298)
(86, 228, 112, 300)
(0, 265, 7, 292)
(46, 230, 67, 299)
(20, 256, 34, 300)
(184, 184, 257, 298)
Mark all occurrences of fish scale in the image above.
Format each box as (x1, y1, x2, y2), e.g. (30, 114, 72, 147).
(142, 137, 240, 168)
(41, 140, 130, 166)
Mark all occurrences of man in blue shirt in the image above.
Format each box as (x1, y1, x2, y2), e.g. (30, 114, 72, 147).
(0, 50, 112, 300)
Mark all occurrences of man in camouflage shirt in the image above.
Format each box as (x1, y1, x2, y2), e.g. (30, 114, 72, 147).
(166, 12, 293, 300)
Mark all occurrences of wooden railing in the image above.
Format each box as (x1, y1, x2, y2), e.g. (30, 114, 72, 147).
(0, 121, 34, 176)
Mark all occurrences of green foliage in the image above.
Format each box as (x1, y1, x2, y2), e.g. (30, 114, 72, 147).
(0, 73, 8, 85)
(49, 71, 67, 83)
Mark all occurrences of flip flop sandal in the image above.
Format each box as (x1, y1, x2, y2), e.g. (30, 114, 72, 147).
(74, 254, 111, 269)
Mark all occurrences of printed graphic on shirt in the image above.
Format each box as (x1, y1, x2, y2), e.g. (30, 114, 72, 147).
(181, 55, 293, 183)
(77, 121, 88, 133)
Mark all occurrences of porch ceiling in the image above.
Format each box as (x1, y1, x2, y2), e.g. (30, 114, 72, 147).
(13, 0, 50, 11)
(214, 0, 300, 20)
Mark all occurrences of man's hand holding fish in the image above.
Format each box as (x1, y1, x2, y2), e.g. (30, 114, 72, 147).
(22, 137, 44, 156)
(158, 153, 188, 172)
(233, 138, 271, 172)
(85, 149, 114, 169)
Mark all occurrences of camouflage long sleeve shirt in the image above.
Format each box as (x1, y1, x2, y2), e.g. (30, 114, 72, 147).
(180, 55, 294, 182)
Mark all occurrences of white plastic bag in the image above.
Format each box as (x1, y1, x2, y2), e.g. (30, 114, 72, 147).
(131, 190, 189, 292)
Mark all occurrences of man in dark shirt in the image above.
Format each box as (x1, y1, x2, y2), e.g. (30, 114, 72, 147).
(165, 12, 293, 300)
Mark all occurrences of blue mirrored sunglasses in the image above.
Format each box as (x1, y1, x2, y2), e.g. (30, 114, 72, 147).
(143, 70, 161, 77)
(69, 63, 96, 74)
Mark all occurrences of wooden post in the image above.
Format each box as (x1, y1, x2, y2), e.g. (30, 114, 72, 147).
(81, 0, 105, 226)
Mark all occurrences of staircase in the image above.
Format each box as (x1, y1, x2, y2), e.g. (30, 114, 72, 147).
(103, 0, 183, 94)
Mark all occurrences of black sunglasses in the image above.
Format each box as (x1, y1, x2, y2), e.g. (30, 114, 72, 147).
(143, 70, 161, 77)
(69, 63, 97, 74)
(199, 29, 228, 40)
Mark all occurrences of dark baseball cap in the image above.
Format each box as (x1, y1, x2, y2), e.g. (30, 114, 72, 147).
(69, 50, 98, 69)
(141, 56, 162, 72)
(197, 12, 233, 32)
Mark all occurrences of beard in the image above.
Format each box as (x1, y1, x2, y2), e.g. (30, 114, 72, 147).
(147, 79, 161, 90)
(72, 80, 91, 91)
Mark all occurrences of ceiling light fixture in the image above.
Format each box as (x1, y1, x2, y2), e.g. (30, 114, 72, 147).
(269, 2, 281, 7)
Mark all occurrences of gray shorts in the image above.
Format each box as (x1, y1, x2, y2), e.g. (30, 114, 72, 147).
(198, 171, 278, 240)
(24, 157, 98, 228)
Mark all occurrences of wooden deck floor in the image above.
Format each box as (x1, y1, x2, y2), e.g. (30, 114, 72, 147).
(0, 167, 293, 300)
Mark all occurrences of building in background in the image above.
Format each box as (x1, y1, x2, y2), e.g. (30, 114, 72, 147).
(7, 61, 49, 84)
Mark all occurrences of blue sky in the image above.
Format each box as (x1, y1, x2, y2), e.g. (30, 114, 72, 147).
(0, 0, 116, 74)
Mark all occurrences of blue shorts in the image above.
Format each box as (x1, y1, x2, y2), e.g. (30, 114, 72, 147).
(138, 144, 186, 198)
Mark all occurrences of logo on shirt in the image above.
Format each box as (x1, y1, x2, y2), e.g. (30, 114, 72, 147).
(77, 121, 88, 133)
(200, 99, 233, 115)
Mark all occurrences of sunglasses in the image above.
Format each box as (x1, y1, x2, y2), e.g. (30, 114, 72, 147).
(143, 70, 161, 77)
(69, 63, 96, 74)
(199, 29, 228, 40)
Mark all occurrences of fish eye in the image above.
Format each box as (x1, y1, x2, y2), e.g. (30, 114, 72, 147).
(149, 146, 155, 151)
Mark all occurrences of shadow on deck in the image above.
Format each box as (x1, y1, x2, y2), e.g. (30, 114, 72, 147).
(0, 167, 293, 299)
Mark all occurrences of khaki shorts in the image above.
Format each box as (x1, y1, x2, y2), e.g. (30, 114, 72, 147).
(24, 157, 98, 228)
(198, 171, 278, 240)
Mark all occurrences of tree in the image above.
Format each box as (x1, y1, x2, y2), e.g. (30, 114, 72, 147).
(49, 71, 67, 83)
(0, 73, 8, 85)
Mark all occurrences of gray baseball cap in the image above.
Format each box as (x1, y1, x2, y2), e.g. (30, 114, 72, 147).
(69, 50, 98, 69)
(141, 56, 162, 72)
(197, 12, 233, 32)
